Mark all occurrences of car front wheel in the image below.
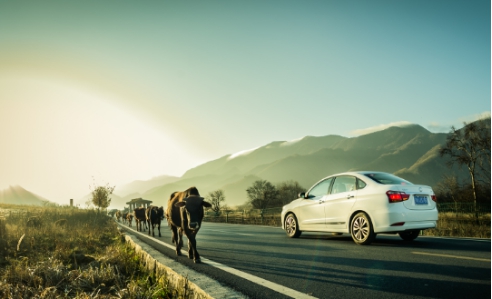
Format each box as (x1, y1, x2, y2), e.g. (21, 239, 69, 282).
(399, 230, 420, 241)
(284, 213, 302, 238)
(350, 212, 376, 245)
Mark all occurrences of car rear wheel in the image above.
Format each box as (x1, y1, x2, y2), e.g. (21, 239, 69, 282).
(350, 212, 375, 245)
(285, 213, 301, 238)
(399, 230, 420, 241)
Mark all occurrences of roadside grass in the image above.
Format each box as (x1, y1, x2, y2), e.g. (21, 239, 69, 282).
(423, 212, 491, 238)
(0, 204, 177, 299)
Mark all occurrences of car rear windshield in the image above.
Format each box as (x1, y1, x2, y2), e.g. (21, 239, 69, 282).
(363, 173, 413, 185)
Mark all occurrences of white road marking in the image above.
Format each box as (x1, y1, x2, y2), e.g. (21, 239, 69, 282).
(119, 223, 318, 299)
(202, 258, 317, 299)
(207, 229, 255, 236)
(412, 251, 491, 262)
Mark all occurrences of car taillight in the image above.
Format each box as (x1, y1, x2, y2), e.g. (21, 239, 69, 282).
(431, 195, 437, 202)
(386, 191, 410, 203)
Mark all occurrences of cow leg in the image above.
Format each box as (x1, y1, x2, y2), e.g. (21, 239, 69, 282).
(187, 238, 195, 260)
(170, 225, 175, 244)
(157, 223, 161, 237)
(178, 227, 184, 248)
(185, 231, 201, 263)
(170, 225, 182, 256)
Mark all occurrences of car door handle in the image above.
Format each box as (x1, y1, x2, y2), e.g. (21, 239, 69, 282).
(319, 200, 325, 204)
(347, 195, 354, 199)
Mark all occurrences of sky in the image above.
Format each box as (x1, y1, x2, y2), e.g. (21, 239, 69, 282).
(0, 0, 490, 205)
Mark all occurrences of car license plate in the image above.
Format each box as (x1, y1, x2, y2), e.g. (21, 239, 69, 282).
(414, 195, 428, 205)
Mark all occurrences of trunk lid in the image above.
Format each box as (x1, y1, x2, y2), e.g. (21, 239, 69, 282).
(396, 185, 436, 210)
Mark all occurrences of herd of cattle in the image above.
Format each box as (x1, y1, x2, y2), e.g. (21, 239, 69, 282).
(114, 206, 165, 237)
(110, 186, 211, 263)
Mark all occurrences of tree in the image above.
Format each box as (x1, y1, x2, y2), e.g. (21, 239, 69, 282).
(439, 118, 491, 222)
(276, 181, 305, 205)
(90, 182, 115, 211)
(207, 189, 226, 216)
(246, 180, 279, 209)
(434, 175, 463, 203)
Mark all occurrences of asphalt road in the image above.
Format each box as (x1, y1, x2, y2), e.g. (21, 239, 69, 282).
(119, 222, 491, 299)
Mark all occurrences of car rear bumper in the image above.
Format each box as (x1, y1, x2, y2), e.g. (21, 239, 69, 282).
(375, 220, 437, 233)
(371, 209, 438, 233)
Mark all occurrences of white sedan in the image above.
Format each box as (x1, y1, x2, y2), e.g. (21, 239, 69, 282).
(281, 171, 438, 245)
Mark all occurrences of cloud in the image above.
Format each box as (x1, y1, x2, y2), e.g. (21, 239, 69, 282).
(426, 111, 491, 133)
(426, 122, 451, 133)
(350, 121, 413, 136)
(228, 146, 261, 160)
(280, 136, 305, 147)
(458, 111, 491, 123)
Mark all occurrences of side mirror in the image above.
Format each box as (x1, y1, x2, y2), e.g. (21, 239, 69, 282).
(298, 192, 306, 199)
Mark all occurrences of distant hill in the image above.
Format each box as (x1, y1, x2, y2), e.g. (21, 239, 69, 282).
(113, 175, 180, 197)
(0, 185, 50, 206)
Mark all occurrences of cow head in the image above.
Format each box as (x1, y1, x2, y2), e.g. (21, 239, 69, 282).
(157, 206, 165, 220)
(184, 186, 200, 198)
(175, 196, 211, 231)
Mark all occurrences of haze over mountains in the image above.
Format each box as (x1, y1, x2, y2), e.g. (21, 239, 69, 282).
(4, 121, 487, 208)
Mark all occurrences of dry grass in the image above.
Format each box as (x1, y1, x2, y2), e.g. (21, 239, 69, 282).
(0, 204, 176, 299)
(423, 212, 491, 238)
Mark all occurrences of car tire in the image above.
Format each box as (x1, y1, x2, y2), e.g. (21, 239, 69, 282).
(399, 230, 420, 241)
(285, 213, 302, 238)
(350, 212, 376, 245)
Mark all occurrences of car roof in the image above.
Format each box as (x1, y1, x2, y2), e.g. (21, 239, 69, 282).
(313, 171, 396, 183)
(323, 171, 389, 177)
(307, 171, 393, 189)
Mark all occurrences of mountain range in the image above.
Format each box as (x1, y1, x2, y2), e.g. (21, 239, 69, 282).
(104, 123, 476, 209)
(4, 121, 487, 208)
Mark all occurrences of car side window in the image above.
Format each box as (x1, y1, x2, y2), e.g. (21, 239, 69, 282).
(308, 178, 333, 198)
(357, 178, 367, 190)
(330, 176, 356, 194)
